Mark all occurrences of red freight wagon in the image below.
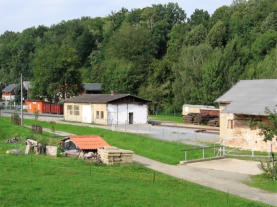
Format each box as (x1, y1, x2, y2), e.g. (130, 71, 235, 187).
(25, 100, 63, 115)
(43, 102, 51, 113)
(50, 104, 63, 114)
(200, 109, 219, 117)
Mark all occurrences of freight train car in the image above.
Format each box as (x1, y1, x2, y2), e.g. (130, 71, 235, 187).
(25, 100, 63, 115)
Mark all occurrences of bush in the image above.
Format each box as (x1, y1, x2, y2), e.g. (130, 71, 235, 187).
(259, 159, 277, 180)
(11, 112, 21, 125)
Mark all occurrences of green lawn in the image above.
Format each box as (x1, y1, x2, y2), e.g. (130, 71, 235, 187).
(22, 118, 219, 164)
(0, 154, 271, 207)
(0, 117, 58, 154)
(0, 117, 273, 206)
(247, 174, 277, 193)
(149, 114, 184, 124)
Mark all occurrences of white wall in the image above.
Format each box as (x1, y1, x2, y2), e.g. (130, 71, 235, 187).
(2, 95, 15, 101)
(107, 103, 148, 125)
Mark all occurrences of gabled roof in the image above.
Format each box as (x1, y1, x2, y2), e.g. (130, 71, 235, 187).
(215, 79, 277, 116)
(63, 94, 150, 104)
(82, 83, 102, 92)
(2, 84, 19, 93)
(69, 135, 109, 150)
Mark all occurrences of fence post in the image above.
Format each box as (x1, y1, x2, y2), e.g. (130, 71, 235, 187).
(223, 146, 226, 156)
(202, 148, 205, 159)
(185, 151, 187, 161)
(214, 144, 216, 156)
(251, 150, 254, 159)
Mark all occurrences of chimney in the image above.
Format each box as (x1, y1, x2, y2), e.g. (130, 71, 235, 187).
(111, 90, 115, 95)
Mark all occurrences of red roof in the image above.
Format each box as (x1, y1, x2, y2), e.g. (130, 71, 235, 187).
(69, 135, 109, 150)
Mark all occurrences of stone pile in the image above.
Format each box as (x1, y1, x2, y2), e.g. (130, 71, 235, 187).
(98, 146, 133, 165)
(25, 139, 57, 156)
(6, 149, 22, 155)
(6, 137, 20, 144)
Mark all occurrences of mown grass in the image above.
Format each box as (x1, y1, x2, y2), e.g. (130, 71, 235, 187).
(247, 174, 277, 193)
(21, 118, 220, 164)
(149, 114, 184, 124)
(0, 117, 58, 153)
(0, 154, 271, 207)
(0, 117, 273, 206)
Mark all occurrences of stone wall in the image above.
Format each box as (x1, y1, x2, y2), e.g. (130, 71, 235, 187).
(219, 109, 277, 152)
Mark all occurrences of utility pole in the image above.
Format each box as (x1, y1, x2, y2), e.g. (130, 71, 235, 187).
(21, 73, 23, 126)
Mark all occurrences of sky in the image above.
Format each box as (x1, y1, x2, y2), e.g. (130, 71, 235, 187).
(0, 0, 233, 34)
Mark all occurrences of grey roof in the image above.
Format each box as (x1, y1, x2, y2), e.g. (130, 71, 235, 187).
(215, 79, 277, 116)
(82, 83, 102, 92)
(63, 94, 150, 104)
(2, 84, 19, 93)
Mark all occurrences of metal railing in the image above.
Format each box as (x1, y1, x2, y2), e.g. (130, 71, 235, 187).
(181, 145, 225, 163)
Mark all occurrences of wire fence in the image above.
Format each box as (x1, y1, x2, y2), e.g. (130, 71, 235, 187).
(181, 145, 276, 163)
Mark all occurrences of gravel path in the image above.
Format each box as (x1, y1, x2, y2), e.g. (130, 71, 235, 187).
(133, 154, 277, 206)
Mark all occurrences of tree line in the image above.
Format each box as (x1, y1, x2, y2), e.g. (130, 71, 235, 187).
(0, 0, 276, 112)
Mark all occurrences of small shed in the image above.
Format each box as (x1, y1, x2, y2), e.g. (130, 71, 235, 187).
(61, 135, 110, 152)
(25, 100, 45, 113)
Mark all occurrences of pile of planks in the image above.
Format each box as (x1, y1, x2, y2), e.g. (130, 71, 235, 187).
(98, 146, 133, 165)
(207, 118, 219, 127)
(183, 113, 219, 126)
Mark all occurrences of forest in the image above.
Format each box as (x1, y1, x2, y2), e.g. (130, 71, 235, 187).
(0, 0, 276, 113)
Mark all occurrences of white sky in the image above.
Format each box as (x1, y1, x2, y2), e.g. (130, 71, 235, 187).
(0, 0, 233, 34)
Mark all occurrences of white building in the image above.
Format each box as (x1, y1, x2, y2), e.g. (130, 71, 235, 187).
(63, 93, 150, 125)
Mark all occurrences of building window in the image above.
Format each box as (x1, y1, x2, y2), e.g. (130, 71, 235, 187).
(101, 111, 104, 119)
(228, 119, 234, 129)
(67, 105, 73, 115)
(74, 105, 80, 116)
(96, 111, 100, 119)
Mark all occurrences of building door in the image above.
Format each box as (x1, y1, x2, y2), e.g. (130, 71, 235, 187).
(129, 112, 133, 124)
(82, 105, 92, 123)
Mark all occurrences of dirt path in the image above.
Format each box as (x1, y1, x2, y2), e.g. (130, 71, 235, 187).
(35, 126, 277, 206)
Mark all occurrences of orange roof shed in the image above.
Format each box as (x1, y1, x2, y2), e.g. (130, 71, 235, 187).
(69, 135, 109, 150)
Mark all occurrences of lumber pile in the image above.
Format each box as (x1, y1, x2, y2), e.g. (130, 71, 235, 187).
(207, 118, 219, 127)
(183, 113, 219, 127)
(98, 146, 133, 165)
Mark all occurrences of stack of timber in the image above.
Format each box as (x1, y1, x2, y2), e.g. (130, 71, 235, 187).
(98, 146, 133, 165)
(183, 113, 219, 127)
(207, 118, 219, 127)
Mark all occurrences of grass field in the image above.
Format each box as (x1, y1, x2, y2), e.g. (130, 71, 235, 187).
(0, 154, 271, 207)
(0, 117, 58, 153)
(247, 174, 277, 193)
(149, 114, 184, 124)
(21, 118, 219, 164)
(0, 117, 273, 206)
